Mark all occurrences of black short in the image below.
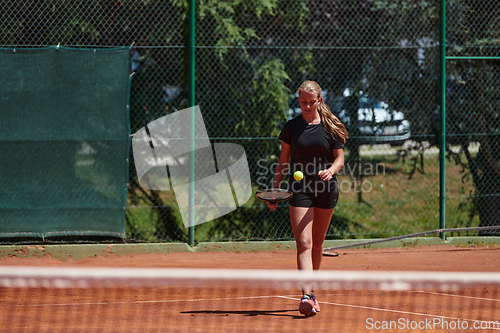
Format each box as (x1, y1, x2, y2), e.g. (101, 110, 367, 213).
(289, 185, 339, 209)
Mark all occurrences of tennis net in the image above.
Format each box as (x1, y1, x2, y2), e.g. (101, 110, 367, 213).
(1, 267, 499, 332)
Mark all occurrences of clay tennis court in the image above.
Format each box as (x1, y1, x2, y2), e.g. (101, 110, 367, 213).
(1, 244, 499, 332)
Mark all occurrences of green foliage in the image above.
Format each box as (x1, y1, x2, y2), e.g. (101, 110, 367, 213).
(3, 0, 500, 242)
(444, 1, 500, 230)
(127, 0, 304, 241)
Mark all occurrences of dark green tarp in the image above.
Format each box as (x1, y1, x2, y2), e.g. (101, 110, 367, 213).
(0, 47, 130, 239)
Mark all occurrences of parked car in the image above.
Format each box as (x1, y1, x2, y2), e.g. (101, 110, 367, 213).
(333, 96, 411, 146)
(288, 92, 411, 146)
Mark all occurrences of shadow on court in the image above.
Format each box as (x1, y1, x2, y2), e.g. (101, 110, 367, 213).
(181, 309, 307, 319)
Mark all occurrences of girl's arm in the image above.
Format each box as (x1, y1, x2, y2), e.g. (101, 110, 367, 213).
(267, 142, 291, 211)
(318, 148, 344, 181)
(273, 142, 291, 189)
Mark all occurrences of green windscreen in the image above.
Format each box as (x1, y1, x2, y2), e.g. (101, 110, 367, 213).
(0, 47, 131, 240)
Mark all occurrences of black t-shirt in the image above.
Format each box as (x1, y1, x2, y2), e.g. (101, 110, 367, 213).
(278, 115, 344, 193)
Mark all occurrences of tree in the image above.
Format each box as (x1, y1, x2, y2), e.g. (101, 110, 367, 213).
(4, 0, 498, 241)
(1, 0, 309, 241)
(445, 0, 500, 233)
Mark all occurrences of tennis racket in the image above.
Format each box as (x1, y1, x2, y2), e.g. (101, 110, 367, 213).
(255, 189, 293, 205)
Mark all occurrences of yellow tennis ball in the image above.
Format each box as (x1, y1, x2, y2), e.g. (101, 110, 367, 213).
(293, 171, 304, 181)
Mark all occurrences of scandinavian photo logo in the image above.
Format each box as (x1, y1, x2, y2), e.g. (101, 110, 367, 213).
(132, 106, 252, 228)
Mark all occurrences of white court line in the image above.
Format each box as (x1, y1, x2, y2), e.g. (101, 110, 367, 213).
(9, 291, 500, 308)
(8, 291, 500, 330)
(278, 295, 500, 330)
(413, 290, 500, 303)
(8, 294, 294, 308)
(326, 290, 500, 303)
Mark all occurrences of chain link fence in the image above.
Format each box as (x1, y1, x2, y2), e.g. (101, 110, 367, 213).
(444, 0, 500, 236)
(1, 0, 499, 244)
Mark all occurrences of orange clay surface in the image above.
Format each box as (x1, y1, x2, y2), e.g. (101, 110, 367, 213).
(1, 245, 499, 332)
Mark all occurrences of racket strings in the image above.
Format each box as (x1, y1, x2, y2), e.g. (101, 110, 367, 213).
(258, 193, 291, 200)
(255, 189, 293, 205)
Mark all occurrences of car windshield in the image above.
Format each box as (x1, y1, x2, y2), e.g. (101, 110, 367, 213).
(358, 97, 383, 109)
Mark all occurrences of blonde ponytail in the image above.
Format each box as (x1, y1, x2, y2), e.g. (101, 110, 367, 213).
(298, 81, 348, 144)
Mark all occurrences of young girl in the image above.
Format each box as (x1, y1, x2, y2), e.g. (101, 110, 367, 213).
(268, 81, 348, 316)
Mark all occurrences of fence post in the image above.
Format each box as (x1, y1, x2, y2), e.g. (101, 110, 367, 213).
(439, 0, 446, 240)
(188, 0, 196, 246)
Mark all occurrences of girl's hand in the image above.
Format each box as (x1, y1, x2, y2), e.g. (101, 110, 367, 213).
(266, 201, 279, 212)
(318, 169, 334, 181)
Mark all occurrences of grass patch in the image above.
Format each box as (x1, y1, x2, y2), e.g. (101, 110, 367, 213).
(455, 240, 500, 248)
(125, 146, 483, 242)
(333, 149, 479, 238)
(401, 239, 419, 249)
